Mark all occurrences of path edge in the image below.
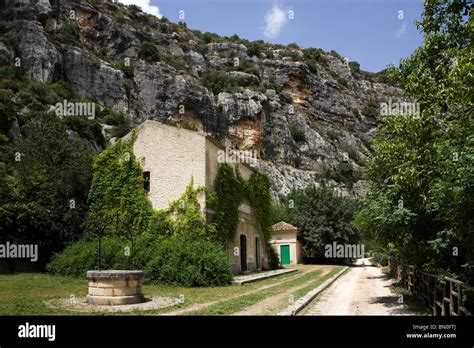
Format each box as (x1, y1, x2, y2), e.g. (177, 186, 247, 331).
(277, 266, 350, 316)
(231, 269, 297, 285)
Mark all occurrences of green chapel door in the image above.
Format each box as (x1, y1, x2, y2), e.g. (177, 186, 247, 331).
(280, 245, 290, 265)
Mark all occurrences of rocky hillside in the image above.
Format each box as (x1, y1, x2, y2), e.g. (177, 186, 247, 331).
(0, 0, 405, 199)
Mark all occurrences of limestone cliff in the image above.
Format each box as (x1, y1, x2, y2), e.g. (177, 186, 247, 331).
(0, 0, 406, 199)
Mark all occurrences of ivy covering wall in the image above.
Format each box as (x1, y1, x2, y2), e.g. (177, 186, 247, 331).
(212, 163, 273, 244)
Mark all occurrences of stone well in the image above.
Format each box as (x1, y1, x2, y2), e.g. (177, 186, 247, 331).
(86, 270, 145, 305)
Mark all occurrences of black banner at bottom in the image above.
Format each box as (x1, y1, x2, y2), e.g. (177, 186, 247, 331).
(0, 316, 472, 346)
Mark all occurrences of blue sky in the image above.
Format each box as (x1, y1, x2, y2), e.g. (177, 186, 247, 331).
(129, 0, 425, 72)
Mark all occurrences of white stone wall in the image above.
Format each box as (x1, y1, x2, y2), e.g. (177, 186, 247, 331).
(132, 121, 207, 211)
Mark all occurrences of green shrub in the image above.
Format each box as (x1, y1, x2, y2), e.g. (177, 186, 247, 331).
(289, 124, 306, 143)
(201, 69, 228, 94)
(162, 54, 187, 71)
(332, 162, 361, 188)
(201, 32, 220, 44)
(127, 4, 142, 12)
(329, 50, 344, 62)
(112, 59, 134, 78)
(265, 76, 281, 93)
(157, 23, 169, 33)
(0, 21, 7, 35)
(318, 164, 333, 179)
(362, 99, 380, 117)
(245, 40, 265, 58)
(47, 238, 130, 277)
(303, 48, 322, 61)
(137, 42, 160, 62)
(230, 57, 260, 77)
(62, 23, 79, 44)
(330, 71, 349, 88)
(194, 43, 209, 55)
(96, 108, 130, 138)
(50, 180, 232, 286)
(349, 61, 361, 75)
(201, 69, 256, 94)
(97, 47, 108, 59)
(144, 234, 232, 286)
(64, 115, 105, 148)
(179, 42, 191, 53)
(262, 49, 275, 59)
(279, 49, 302, 61)
(17, 81, 68, 106)
(283, 185, 359, 257)
(373, 251, 389, 267)
(83, 28, 98, 40)
(325, 129, 339, 142)
(132, 232, 167, 269)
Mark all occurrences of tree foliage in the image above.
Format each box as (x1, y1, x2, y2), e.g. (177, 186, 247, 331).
(282, 185, 359, 258)
(355, 0, 473, 282)
(85, 135, 153, 254)
(0, 112, 92, 264)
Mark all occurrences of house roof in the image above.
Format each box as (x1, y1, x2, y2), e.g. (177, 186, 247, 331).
(272, 221, 298, 232)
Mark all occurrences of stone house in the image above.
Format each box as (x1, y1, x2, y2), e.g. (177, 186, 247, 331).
(127, 120, 268, 273)
(269, 221, 303, 265)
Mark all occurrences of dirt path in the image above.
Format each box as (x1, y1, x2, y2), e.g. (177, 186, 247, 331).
(161, 266, 317, 316)
(232, 267, 332, 315)
(303, 259, 413, 315)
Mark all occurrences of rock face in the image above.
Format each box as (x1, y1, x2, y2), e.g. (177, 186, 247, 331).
(63, 48, 129, 112)
(0, 0, 407, 200)
(6, 20, 62, 83)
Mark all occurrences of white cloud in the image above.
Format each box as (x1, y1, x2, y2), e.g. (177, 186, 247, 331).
(119, 0, 162, 18)
(263, 3, 288, 39)
(395, 22, 407, 39)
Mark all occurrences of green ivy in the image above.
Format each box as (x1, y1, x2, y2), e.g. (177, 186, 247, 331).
(212, 163, 273, 245)
(213, 163, 247, 241)
(247, 171, 272, 242)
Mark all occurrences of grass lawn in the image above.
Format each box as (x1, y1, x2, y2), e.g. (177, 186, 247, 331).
(0, 265, 341, 315)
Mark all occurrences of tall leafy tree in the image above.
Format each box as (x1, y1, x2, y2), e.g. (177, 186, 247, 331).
(355, 0, 473, 281)
(0, 112, 92, 263)
(85, 136, 153, 259)
(284, 185, 359, 258)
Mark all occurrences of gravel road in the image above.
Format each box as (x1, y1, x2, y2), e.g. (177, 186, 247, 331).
(303, 258, 413, 315)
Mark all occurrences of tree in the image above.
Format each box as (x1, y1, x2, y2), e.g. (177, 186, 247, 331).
(0, 112, 92, 264)
(283, 185, 359, 258)
(137, 42, 160, 62)
(85, 136, 153, 264)
(355, 0, 473, 282)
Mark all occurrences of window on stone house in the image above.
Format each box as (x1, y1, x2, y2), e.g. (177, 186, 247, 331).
(143, 171, 150, 193)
